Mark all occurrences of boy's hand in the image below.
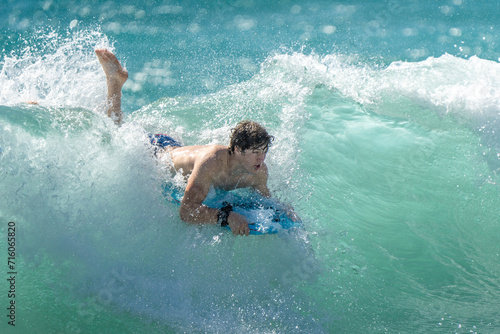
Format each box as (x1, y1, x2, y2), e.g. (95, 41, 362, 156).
(228, 212, 250, 236)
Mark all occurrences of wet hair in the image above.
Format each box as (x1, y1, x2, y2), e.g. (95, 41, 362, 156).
(229, 120, 274, 154)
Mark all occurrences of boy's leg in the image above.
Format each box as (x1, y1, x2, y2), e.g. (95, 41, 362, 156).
(95, 49, 128, 125)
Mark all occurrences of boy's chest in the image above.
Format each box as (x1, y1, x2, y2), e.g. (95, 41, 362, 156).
(213, 172, 254, 191)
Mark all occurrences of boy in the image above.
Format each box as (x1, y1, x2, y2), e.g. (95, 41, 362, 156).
(96, 49, 276, 236)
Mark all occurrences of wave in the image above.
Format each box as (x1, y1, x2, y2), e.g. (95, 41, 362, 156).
(3, 29, 498, 136)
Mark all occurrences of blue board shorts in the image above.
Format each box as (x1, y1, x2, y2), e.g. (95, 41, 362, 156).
(149, 134, 182, 154)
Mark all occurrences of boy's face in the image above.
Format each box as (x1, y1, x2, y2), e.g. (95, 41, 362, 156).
(236, 144, 268, 173)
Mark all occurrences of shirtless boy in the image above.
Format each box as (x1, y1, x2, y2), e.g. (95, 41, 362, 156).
(95, 49, 276, 236)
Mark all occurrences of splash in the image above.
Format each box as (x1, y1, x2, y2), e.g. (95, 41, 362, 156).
(0, 27, 112, 110)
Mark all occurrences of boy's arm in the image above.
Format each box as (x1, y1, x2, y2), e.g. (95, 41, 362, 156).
(253, 163, 271, 198)
(252, 164, 300, 222)
(179, 156, 250, 236)
(179, 156, 219, 224)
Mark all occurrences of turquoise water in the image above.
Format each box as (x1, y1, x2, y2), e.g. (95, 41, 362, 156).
(1, 1, 499, 333)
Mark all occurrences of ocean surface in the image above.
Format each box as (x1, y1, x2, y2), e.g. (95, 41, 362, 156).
(1, 0, 499, 333)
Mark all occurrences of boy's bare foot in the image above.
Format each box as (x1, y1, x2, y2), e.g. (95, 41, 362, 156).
(95, 49, 128, 89)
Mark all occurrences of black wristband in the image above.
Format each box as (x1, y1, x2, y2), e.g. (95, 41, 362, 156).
(217, 202, 233, 227)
